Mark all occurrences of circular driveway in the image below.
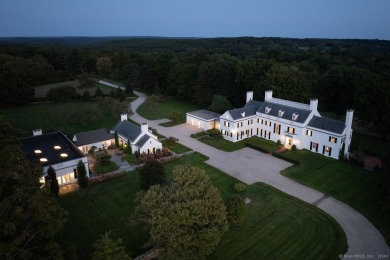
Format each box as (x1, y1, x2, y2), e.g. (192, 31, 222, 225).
(130, 90, 390, 257)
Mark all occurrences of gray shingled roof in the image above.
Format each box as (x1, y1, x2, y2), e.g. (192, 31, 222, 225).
(187, 109, 221, 121)
(307, 116, 346, 134)
(244, 100, 263, 110)
(135, 134, 151, 148)
(74, 128, 113, 146)
(111, 120, 142, 142)
(257, 101, 311, 124)
(227, 105, 259, 120)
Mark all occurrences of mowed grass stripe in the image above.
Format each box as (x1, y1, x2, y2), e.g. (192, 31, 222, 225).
(60, 153, 346, 259)
(281, 149, 389, 244)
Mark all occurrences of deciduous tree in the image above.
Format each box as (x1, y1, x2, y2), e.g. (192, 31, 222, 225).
(0, 116, 67, 259)
(91, 231, 131, 260)
(138, 159, 166, 190)
(135, 165, 228, 259)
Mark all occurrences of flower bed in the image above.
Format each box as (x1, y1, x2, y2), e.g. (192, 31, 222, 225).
(89, 171, 127, 186)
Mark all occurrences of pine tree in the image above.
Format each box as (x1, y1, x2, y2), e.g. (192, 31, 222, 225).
(114, 131, 119, 147)
(91, 232, 131, 260)
(47, 166, 59, 196)
(77, 160, 89, 189)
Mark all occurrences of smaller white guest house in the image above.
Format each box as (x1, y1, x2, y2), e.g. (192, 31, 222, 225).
(218, 90, 353, 160)
(73, 128, 114, 154)
(110, 114, 162, 155)
(20, 130, 89, 186)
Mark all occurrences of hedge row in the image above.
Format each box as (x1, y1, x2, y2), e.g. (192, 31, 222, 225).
(89, 171, 127, 187)
(271, 152, 301, 165)
(245, 143, 270, 154)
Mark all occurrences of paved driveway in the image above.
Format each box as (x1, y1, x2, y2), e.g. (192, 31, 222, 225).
(130, 90, 390, 257)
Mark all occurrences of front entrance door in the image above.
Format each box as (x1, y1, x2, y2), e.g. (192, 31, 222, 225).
(286, 137, 292, 148)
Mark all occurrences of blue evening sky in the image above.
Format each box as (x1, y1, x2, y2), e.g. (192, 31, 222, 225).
(1, 0, 389, 39)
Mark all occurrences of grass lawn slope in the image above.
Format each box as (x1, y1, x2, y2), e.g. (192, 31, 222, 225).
(280, 149, 390, 245)
(60, 153, 346, 259)
(0, 101, 117, 137)
(136, 97, 199, 126)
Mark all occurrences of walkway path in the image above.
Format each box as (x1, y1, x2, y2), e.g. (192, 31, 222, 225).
(130, 90, 389, 257)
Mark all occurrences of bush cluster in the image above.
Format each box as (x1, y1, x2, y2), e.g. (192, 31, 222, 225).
(89, 172, 126, 186)
(234, 183, 247, 192)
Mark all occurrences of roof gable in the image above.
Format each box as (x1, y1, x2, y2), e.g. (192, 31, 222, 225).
(112, 120, 142, 142)
(227, 105, 258, 120)
(308, 116, 346, 135)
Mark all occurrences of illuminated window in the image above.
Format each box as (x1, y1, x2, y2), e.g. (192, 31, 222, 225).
(306, 130, 312, 136)
(278, 110, 285, 117)
(329, 136, 337, 143)
(287, 127, 295, 134)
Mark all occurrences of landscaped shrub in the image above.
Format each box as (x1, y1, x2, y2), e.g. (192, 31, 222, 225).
(276, 140, 281, 146)
(291, 144, 297, 151)
(89, 172, 127, 186)
(163, 137, 179, 148)
(207, 128, 222, 138)
(158, 155, 180, 164)
(272, 152, 300, 165)
(245, 143, 269, 153)
(226, 195, 247, 224)
(234, 183, 247, 192)
(47, 86, 80, 101)
(97, 154, 112, 165)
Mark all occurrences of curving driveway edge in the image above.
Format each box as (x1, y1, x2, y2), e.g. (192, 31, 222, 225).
(130, 90, 390, 258)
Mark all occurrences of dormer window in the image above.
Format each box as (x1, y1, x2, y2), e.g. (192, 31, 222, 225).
(240, 112, 246, 117)
(278, 110, 285, 117)
(292, 113, 299, 121)
(265, 107, 271, 114)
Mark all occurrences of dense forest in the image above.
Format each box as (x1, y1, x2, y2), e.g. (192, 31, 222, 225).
(1, 37, 390, 137)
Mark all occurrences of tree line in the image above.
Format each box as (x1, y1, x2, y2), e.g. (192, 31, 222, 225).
(1, 37, 390, 137)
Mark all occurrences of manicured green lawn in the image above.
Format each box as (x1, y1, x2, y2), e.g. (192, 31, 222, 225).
(60, 152, 346, 259)
(0, 101, 117, 137)
(280, 149, 390, 244)
(200, 136, 280, 153)
(94, 161, 119, 174)
(352, 132, 389, 157)
(191, 131, 209, 138)
(162, 139, 192, 154)
(136, 97, 199, 125)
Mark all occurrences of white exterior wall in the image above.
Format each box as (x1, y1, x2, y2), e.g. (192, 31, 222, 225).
(42, 157, 89, 186)
(186, 114, 216, 130)
(78, 139, 113, 154)
(139, 138, 163, 154)
(221, 112, 346, 160)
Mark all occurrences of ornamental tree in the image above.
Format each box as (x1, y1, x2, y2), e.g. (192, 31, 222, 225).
(47, 166, 59, 196)
(77, 160, 89, 189)
(135, 165, 228, 259)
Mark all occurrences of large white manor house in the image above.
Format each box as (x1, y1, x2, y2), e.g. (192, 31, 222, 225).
(188, 90, 353, 160)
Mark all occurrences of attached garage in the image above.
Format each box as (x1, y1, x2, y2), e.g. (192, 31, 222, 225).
(186, 110, 221, 130)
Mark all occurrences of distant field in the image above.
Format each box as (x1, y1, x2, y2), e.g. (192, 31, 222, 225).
(34, 80, 114, 98)
(60, 153, 346, 259)
(137, 97, 199, 125)
(0, 101, 117, 137)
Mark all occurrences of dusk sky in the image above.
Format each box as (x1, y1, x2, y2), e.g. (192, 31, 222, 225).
(1, 0, 390, 40)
